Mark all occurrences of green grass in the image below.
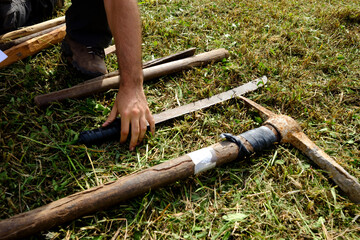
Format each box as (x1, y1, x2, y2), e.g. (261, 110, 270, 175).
(1, 0, 359, 239)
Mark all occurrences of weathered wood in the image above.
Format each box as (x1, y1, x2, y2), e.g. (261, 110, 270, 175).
(0, 16, 65, 43)
(0, 133, 246, 240)
(291, 131, 360, 203)
(240, 96, 360, 204)
(0, 24, 65, 51)
(141, 47, 196, 68)
(74, 47, 197, 86)
(34, 48, 229, 107)
(0, 25, 66, 68)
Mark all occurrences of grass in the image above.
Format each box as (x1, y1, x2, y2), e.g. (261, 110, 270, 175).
(0, 0, 359, 239)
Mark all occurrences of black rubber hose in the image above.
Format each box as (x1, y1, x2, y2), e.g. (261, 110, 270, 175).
(77, 118, 121, 146)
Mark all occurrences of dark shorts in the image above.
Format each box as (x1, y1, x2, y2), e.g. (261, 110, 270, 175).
(0, 0, 32, 34)
(65, 0, 112, 48)
(0, 0, 112, 48)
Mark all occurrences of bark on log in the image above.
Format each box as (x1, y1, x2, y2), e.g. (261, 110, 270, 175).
(0, 25, 66, 69)
(34, 48, 229, 107)
(0, 134, 245, 240)
(0, 16, 65, 43)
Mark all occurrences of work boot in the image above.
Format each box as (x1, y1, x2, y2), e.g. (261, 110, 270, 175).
(61, 35, 108, 78)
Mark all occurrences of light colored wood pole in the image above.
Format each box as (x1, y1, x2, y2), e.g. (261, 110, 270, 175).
(75, 47, 197, 86)
(0, 16, 65, 43)
(0, 23, 65, 51)
(34, 48, 229, 107)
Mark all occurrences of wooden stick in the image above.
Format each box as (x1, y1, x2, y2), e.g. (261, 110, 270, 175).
(0, 131, 241, 240)
(0, 25, 66, 69)
(75, 47, 197, 86)
(34, 48, 229, 107)
(0, 16, 65, 43)
(0, 23, 65, 51)
(141, 47, 196, 69)
(104, 45, 116, 55)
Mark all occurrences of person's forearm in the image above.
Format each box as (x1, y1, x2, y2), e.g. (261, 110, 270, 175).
(102, 0, 155, 150)
(104, 0, 143, 87)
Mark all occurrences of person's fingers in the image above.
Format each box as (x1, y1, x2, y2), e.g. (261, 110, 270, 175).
(137, 115, 148, 145)
(102, 104, 118, 127)
(146, 110, 155, 136)
(129, 115, 140, 151)
(120, 114, 130, 144)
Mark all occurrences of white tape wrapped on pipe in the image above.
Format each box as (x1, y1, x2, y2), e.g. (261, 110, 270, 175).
(187, 147, 217, 175)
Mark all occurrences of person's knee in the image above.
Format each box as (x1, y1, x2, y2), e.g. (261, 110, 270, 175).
(30, 0, 65, 24)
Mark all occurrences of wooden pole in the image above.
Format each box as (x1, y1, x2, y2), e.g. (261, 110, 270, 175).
(0, 132, 247, 240)
(0, 23, 65, 51)
(0, 16, 65, 43)
(0, 25, 66, 69)
(104, 44, 116, 55)
(34, 48, 229, 107)
(74, 47, 197, 86)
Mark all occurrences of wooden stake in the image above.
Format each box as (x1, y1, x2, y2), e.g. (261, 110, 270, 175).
(74, 47, 197, 86)
(34, 48, 229, 107)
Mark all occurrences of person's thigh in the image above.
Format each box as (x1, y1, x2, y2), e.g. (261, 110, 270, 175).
(65, 0, 112, 48)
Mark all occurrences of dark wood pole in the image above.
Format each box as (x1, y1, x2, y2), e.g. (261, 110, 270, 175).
(0, 135, 252, 240)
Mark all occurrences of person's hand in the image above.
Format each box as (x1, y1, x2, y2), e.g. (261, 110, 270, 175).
(103, 0, 154, 150)
(102, 83, 155, 150)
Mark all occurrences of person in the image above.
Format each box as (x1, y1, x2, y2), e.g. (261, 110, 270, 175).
(0, 0, 155, 151)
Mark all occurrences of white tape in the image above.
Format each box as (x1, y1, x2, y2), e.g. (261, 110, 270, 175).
(187, 147, 217, 175)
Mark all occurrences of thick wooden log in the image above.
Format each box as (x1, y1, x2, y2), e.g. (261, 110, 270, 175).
(0, 25, 66, 69)
(0, 134, 243, 240)
(34, 48, 229, 107)
(0, 16, 65, 43)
